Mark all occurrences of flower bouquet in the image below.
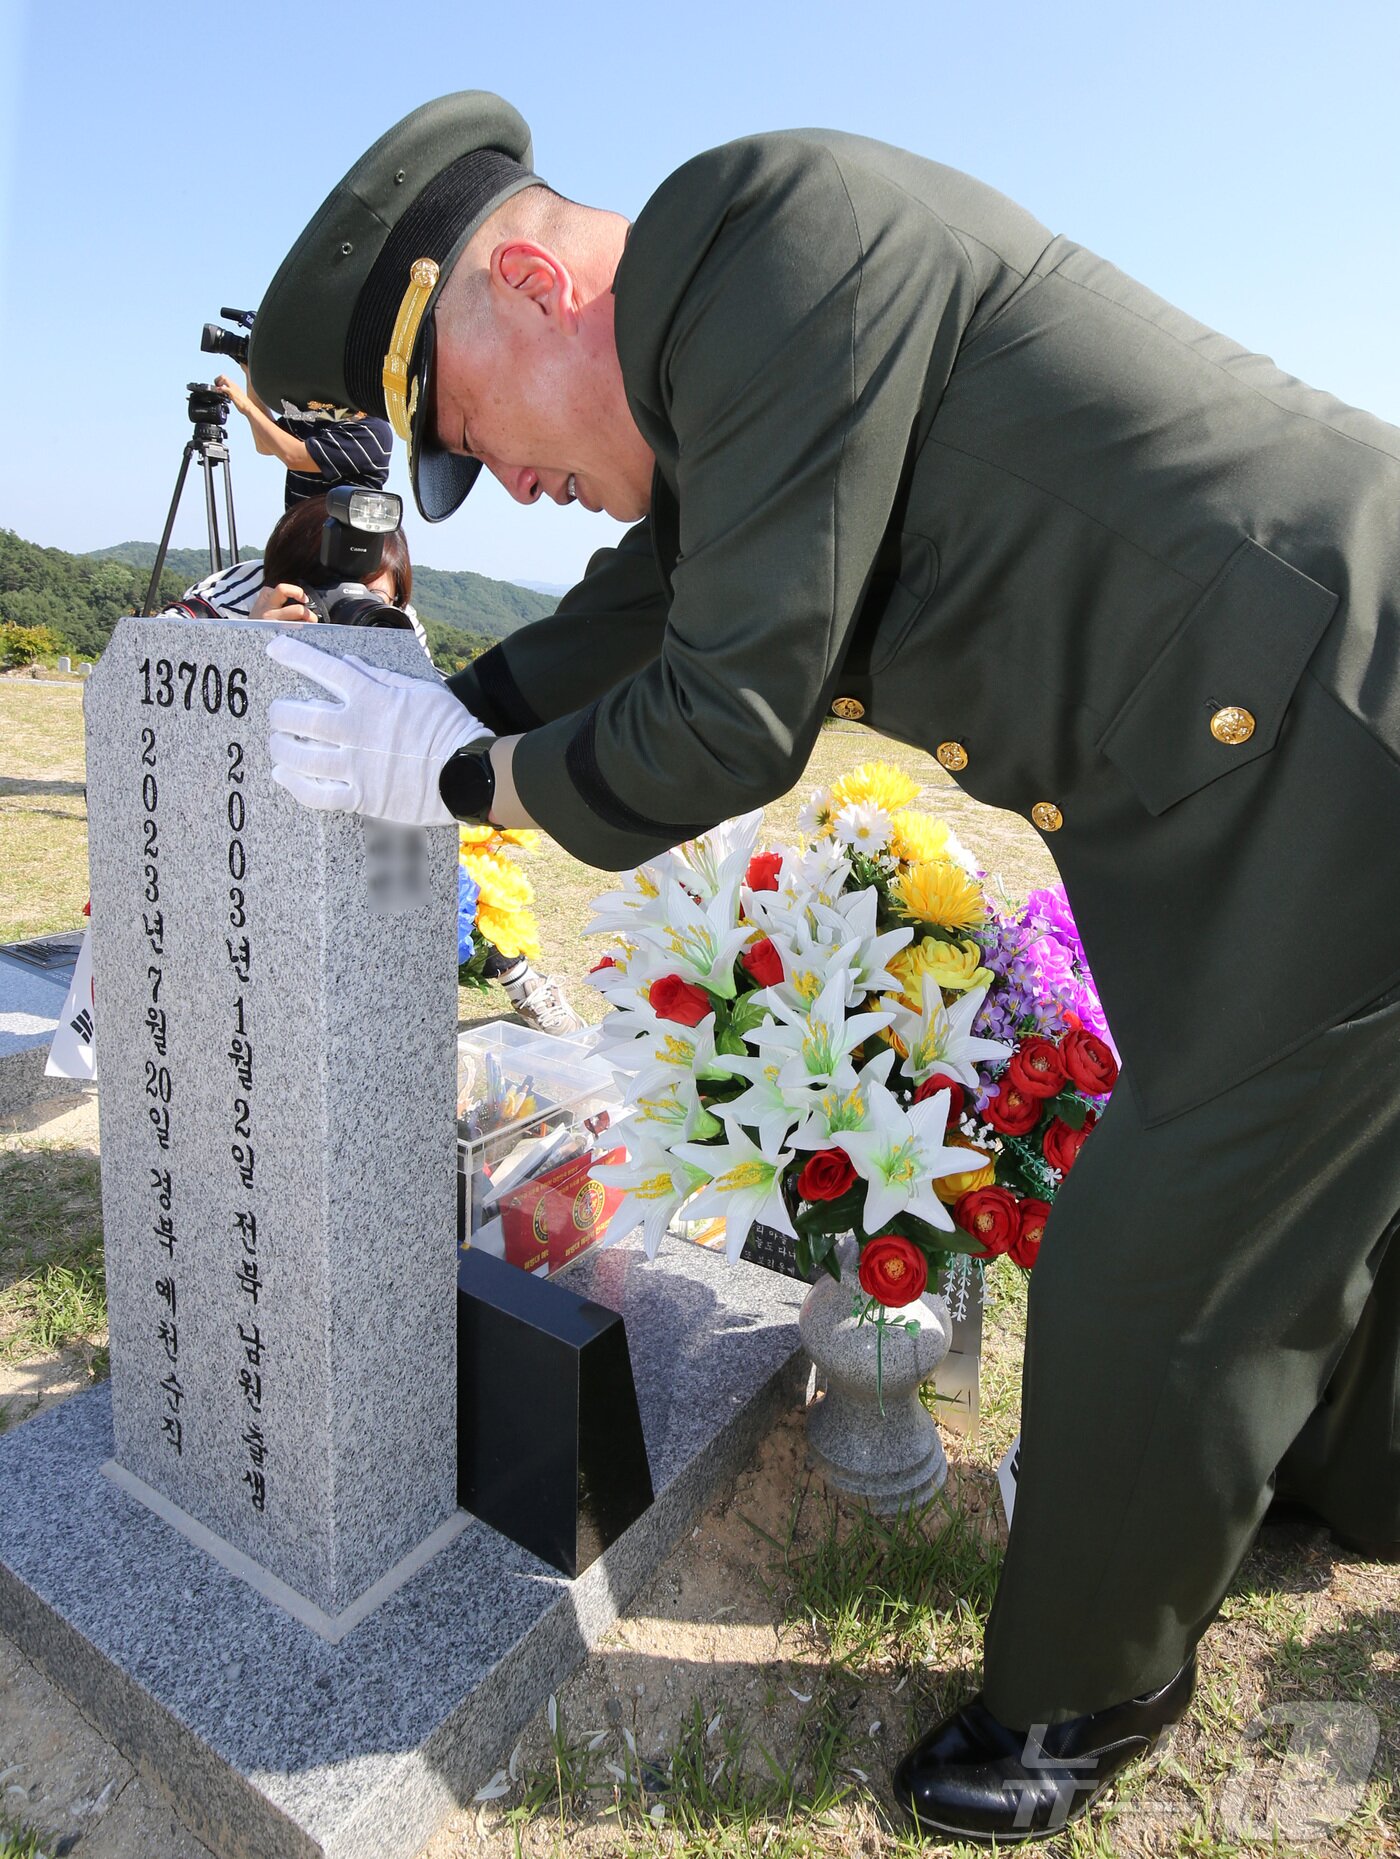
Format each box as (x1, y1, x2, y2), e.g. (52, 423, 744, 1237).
(585, 761, 1117, 1337)
(456, 823, 544, 987)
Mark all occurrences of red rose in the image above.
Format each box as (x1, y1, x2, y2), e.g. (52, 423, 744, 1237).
(913, 1072, 966, 1123)
(740, 936, 784, 988)
(1043, 1111, 1097, 1174)
(984, 1082, 1042, 1136)
(648, 974, 713, 1027)
(953, 1186, 1022, 1258)
(1006, 1036, 1067, 1100)
(589, 955, 617, 973)
(745, 850, 783, 892)
(1009, 1198, 1051, 1269)
(1060, 1029, 1120, 1097)
(796, 1148, 857, 1202)
(857, 1234, 929, 1308)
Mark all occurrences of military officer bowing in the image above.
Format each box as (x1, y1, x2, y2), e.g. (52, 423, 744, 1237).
(250, 92, 1400, 1843)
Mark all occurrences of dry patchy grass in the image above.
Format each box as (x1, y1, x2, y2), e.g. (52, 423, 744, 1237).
(0, 678, 90, 941)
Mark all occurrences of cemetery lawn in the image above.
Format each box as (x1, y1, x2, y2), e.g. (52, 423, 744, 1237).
(2, 678, 1396, 1859)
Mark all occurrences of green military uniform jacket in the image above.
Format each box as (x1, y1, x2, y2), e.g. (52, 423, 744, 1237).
(448, 131, 1400, 1129)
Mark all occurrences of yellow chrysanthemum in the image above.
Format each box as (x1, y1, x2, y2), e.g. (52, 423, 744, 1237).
(888, 811, 953, 867)
(894, 859, 987, 932)
(458, 823, 497, 850)
(460, 848, 535, 912)
(827, 760, 921, 816)
(934, 1138, 997, 1204)
(476, 902, 541, 961)
(495, 828, 540, 850)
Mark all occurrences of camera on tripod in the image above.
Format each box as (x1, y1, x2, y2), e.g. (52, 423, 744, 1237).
(201, 306, 256, 368)
(185, 382, 231, 435)
(302, 487, 414, 631)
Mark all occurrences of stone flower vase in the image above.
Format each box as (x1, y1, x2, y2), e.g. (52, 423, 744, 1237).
(799, 1235, 952, 1512)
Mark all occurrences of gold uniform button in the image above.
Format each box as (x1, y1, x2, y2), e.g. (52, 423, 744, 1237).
(1031, 801, 1064, 833)
(1210, 705, 1256, 745)
(831, 696, 865, 721)
(936, 740, 969, 772)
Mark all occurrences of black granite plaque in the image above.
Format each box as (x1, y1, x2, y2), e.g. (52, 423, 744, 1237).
(739, 1222, 814, 1282)
(456, 1248, 654, 1577)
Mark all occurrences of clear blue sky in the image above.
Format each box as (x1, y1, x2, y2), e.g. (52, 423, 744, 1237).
(2, 0, 1399, 591)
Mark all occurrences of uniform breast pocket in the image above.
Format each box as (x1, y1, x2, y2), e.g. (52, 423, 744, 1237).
(1098, 538, 1339, 815)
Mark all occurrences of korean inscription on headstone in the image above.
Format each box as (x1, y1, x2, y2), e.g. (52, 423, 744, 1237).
(86, 618, 460, 1619)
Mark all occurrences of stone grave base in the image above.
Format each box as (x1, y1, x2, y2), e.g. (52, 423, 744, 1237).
(0, 1234, 806, 1859)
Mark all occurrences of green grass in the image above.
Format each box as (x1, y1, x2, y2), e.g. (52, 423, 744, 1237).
(0, 1817, 47, 1859)
(499, 1687, 874, 1856)
(763, 1488, 1002, 1675)
(0, 1150, 107, 1364)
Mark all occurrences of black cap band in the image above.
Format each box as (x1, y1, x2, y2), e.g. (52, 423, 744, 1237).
(343, 147, 535, 415)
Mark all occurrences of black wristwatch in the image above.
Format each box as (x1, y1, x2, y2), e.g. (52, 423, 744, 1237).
(438, 744, 496, 824)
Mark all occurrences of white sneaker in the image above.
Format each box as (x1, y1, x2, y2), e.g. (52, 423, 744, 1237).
(507, 969, 587, 1036)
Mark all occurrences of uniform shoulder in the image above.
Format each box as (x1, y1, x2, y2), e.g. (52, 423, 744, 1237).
(618, 134, 861, 339)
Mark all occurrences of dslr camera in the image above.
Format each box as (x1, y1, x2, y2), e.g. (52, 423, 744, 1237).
(201, 307, 256, 368)
(301, 487, 413, 632)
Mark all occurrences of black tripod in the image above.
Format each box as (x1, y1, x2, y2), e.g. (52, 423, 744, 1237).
(142, 383, 242, 616)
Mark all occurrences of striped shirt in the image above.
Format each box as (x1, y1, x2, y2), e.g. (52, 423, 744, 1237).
(184, 559, 263, 615)
(181, 560, 429, 654)
(277, 407, 393, 510)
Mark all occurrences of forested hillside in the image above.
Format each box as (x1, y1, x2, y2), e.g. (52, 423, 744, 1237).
(90, 543, 558, 638)
(0, 529, 557, 673)
(0, 531, 186, 661)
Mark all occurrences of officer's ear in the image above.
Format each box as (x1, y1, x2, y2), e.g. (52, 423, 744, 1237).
(489, 240, 579, 333)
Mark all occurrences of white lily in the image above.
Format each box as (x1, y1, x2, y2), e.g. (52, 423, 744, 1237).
(584, 862, 672, 938)
(629, 1067, 724, 1144)
(624, 876, 751, 1000)
(628, 1014, 739, 1100)
(750, 962, 895, 1091)
(788, 1046, 896, 1148)
(787, 840, 852, 908)
(810, 885, 912, 1004)
(717, 1053, 812, 1153)
(887, 976, 1012, 1088)
(673, 811, 764, 900)
(672, 1123, 798, 1264)
(592, 1139, 712, 1260)
(835, 1077, 967, 1232)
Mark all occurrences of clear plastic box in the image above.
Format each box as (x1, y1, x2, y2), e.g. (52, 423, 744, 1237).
(456, 1023, 629, 1277)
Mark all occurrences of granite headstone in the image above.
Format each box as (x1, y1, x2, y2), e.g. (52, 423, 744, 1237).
(84, 616, 462, 1630)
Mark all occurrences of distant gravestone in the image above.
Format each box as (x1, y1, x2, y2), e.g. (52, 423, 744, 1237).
(84, 616, 462, 1633)
(57, 655, 71, 672)
(79, 661, 92, 676)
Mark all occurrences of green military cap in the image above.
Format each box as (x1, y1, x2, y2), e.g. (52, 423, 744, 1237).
(249, 92, 540, 522)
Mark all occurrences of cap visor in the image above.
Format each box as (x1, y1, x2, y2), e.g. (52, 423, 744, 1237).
(408, 316, 483, 522)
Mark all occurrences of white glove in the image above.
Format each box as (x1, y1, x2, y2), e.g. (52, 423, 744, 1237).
(266, 634, 491, 827)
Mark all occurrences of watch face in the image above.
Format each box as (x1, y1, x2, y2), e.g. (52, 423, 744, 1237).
(440, 747, 496, 824)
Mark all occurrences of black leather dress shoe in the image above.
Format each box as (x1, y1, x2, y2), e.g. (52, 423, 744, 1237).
(892, 1658, 1195, 1843)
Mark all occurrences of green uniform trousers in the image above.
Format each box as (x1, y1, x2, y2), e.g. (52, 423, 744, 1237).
(980, 975, 1400, 1728)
